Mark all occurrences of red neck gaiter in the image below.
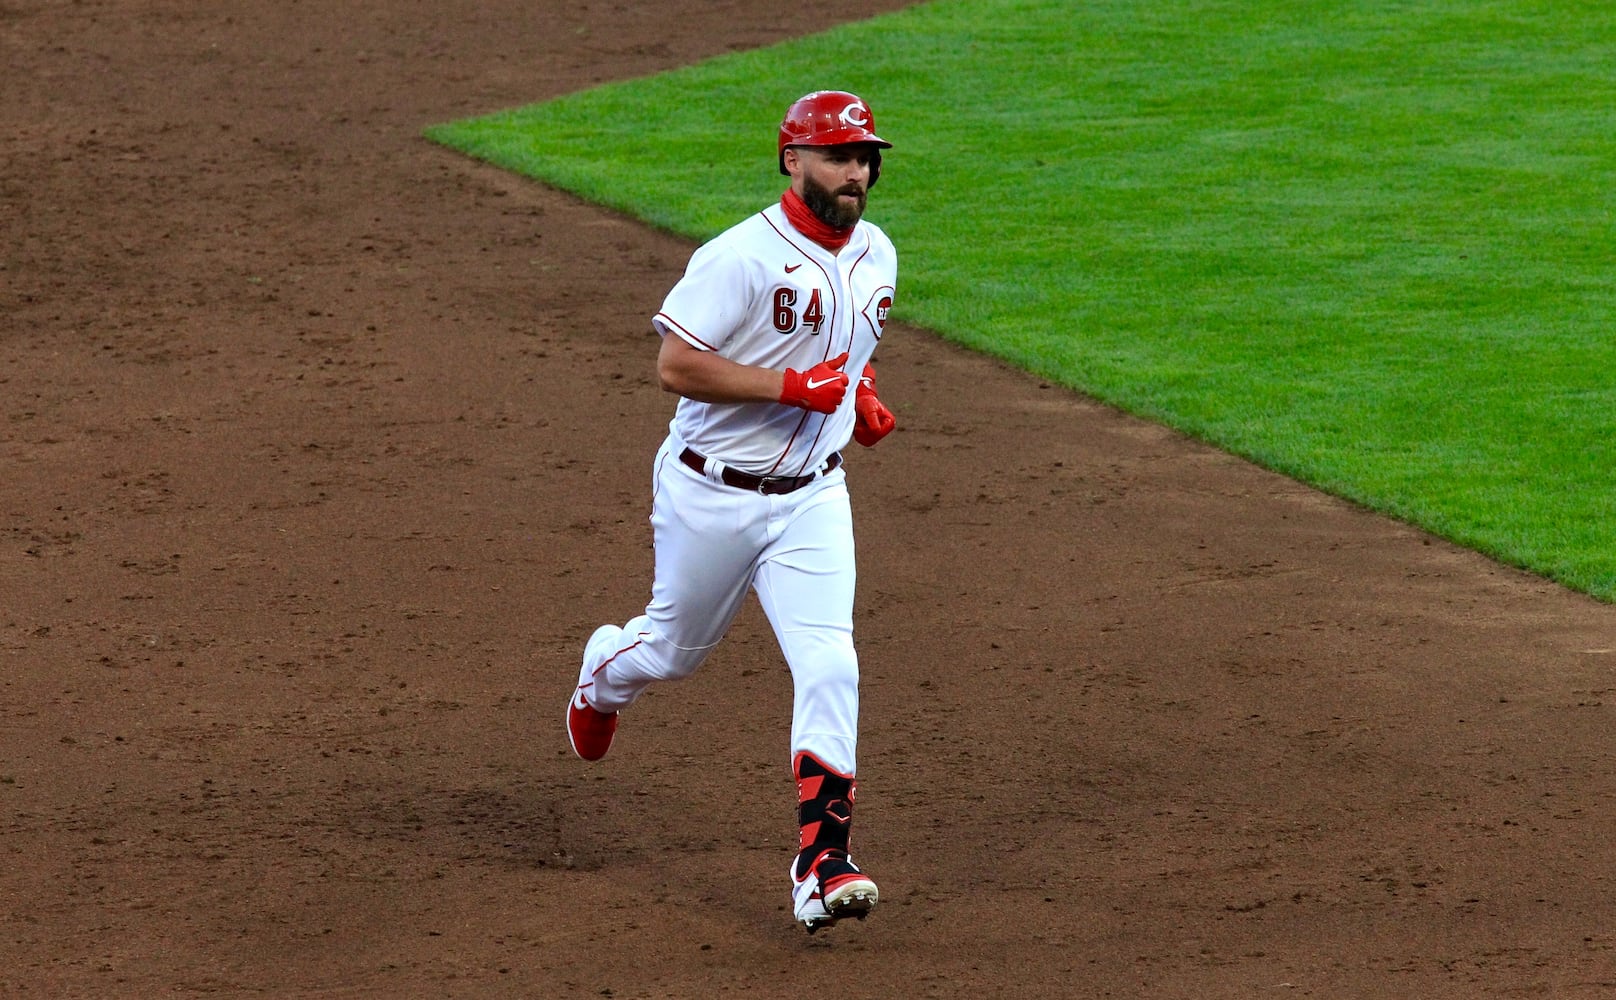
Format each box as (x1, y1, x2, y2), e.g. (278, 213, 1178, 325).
(781, 188, 855, 252)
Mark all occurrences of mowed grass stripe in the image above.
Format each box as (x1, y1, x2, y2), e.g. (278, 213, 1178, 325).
(428, 1, 1616, 600)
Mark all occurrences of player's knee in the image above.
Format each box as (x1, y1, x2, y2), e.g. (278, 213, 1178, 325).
(642, 638, 710, 683)
(786, 631, 859, 689)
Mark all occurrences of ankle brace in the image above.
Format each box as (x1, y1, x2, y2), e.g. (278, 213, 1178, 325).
(793, 751, 856, 879)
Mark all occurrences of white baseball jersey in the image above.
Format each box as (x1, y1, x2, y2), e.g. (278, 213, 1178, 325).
(653, 202, 896, 475)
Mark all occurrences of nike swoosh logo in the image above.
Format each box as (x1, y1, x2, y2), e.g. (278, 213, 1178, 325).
(805, 376, 839, 390)
(785, 263, 802, 273)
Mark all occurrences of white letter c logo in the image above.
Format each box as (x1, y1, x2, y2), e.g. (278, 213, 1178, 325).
(838, 102, 870, 128)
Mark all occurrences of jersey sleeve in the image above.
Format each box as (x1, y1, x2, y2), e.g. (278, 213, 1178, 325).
(652, 239, 754, 353)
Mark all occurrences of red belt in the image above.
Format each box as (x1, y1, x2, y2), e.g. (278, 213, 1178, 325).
(679, 447, 842, 495)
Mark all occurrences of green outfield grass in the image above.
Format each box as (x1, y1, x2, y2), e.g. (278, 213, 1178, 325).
(426, 0, 1616, 601)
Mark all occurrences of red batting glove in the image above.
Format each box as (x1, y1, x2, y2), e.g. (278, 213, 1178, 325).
(780, 351, 850, 414)
(852, 362, 896, 447)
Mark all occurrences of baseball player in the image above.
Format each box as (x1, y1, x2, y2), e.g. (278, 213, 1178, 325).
(566, 90, 899, 933)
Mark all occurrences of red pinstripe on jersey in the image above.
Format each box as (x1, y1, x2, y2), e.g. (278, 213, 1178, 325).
(653, 311, 718, 351)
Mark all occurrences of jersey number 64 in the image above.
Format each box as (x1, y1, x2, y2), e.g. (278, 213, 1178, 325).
(773, 287, 826, 336)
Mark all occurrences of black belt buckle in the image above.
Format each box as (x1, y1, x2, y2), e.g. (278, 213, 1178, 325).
(754, 474, 796, 496)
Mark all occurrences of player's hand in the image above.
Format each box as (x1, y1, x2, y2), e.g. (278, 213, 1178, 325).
(780, 352, 850, 413)
(852, 362, 896, 446)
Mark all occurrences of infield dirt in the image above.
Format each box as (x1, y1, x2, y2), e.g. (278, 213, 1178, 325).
(5, 2, 1616, 997)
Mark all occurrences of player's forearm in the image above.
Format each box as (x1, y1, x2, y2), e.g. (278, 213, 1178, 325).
(657, 337, 785, 404)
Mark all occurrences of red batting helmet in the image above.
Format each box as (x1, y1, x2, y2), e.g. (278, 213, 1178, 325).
(778, 90, 892, 186)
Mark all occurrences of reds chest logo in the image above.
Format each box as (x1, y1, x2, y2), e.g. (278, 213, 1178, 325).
(861, 287, 895, 339)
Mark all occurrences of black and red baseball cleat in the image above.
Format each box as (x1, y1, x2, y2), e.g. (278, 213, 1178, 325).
(791, 849, 878, 933)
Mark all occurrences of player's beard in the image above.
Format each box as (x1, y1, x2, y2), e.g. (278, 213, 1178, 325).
(801, 173, 865, 228)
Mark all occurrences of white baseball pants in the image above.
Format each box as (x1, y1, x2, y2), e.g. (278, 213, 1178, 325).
(584, 436, 861, 774)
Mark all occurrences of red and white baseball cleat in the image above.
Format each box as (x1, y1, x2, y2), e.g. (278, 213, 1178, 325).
(566, 625, 621, 761)
(566, 689, 617, 762)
